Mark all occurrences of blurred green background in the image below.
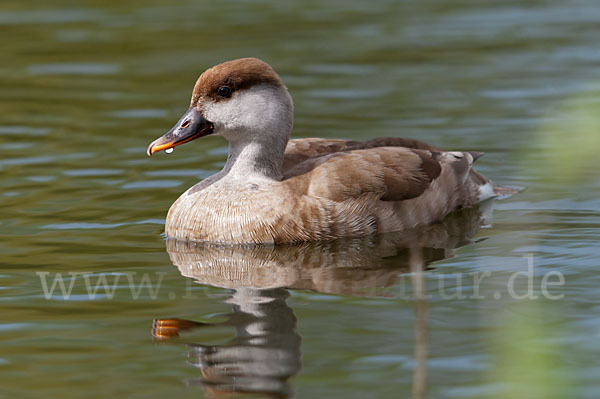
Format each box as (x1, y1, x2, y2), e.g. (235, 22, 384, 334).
(1, 0, 599, 398)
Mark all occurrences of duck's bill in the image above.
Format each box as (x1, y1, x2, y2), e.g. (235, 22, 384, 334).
(147, 108, 214, 156)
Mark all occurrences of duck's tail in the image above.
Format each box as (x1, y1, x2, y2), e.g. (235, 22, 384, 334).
(492, 184, 522, 197)
(466, 155, 522, 202)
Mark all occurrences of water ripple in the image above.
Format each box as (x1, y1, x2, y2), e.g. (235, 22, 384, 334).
(0, 156, 55, 166)
(111, 109, 168, 119)
(145, 169, 210, 177)
(63, 169, 124, 177)
(0, 323, 31, 332)
(42, 219, 165, 230)
(28, 63, 120, 76)
(122, 180, 182, 189)
(0, 126, 51, 136)
(0, 9, 102, 25)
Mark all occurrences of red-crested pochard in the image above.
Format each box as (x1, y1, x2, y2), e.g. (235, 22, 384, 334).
(147, 58, 514, 244)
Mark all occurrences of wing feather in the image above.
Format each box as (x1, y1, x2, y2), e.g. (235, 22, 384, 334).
(284, 147, 442, 203)
(283, 137, 440, 172)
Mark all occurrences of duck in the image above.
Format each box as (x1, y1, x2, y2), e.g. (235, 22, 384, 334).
(147, 57, 514, 244)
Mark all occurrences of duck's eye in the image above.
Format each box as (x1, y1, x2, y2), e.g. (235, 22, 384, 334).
(217, 86, 232, 98)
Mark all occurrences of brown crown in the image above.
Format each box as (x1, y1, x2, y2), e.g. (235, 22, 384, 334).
(190, 58, 284, 106)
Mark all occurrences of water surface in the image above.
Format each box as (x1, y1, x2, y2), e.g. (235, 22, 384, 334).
(1, 0, 600, 398)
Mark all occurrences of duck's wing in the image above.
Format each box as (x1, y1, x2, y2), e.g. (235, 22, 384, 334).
(283, 146, 477, 203)
(283, 138, 352, 171)
(283, 137, 441, 172)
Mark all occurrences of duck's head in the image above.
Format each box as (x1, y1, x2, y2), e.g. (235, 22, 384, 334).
(147, 58, 293, 156)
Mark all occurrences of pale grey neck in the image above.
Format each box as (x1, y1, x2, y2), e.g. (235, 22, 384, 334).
(222, 136, 288, 181)
(206, 82, 294, 182)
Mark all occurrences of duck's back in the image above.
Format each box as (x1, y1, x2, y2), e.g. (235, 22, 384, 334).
(282, 137, 441, 171)
(278, 138, 490, 240)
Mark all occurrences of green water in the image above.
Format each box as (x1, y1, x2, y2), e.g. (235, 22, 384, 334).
(2, 0, 600, 398)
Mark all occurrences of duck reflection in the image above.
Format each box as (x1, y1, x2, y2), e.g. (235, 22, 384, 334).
(153, 205, 490, 398)
(155, 288, 300, 398)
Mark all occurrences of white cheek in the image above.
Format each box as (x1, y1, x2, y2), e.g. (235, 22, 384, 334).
(204, 97, 246, 133)
(203, 84, 291, 137)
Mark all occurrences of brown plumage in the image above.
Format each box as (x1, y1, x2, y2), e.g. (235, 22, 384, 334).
(147, 58, 514, 244)
(191, 58, 283, 106)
